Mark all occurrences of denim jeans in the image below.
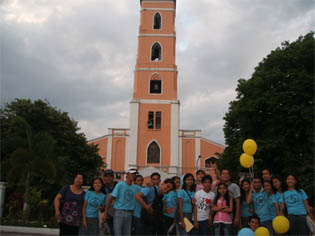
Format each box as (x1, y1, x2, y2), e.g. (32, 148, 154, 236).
(179, 213, 196, 236)
(114, 209, 133, 236)
(261, 220, 273, 236)
(196, 219, 209, 235)
(288, 214, 309, 236)
(79, 217, 99, 236)
(132, 216, 144, 236)
(213, 223, 231, 236)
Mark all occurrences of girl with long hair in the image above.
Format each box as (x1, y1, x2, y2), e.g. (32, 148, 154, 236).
(263, 180, 276, 234)
(212, 183, 233, 236)
(80, 177, 106, 236)
(240, 178, 253, 228)
(281, 174, 314, 235)
(271, 175, 285, 216)
(177, 173, 196, 236)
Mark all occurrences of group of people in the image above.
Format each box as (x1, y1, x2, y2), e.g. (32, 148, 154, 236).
(54, 166, 314, 236)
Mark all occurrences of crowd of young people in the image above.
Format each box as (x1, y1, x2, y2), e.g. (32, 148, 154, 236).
(54, 167, 314, 236)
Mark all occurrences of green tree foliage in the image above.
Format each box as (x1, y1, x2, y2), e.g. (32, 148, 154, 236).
(218, 32, 314, 200)
(1, 99, 102, 217)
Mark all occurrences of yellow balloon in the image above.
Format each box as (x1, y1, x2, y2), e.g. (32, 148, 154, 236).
(272, 216, 290, 234)
(243, 139, 257, 155)
(240, 153, 254, 168)
(255, 227, 270, 236)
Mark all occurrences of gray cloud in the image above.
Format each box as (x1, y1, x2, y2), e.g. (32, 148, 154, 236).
(1, 0, 314, 144)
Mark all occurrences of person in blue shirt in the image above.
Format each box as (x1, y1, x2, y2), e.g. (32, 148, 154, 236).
(271, 175, 285, 216)
(80, 177, 106, 236)
(136, 176, 175, 236)
(103, 167, 138, 236)
(162, 180, 177, 235)
(280, 174, 314, 236)
(178, 173, 196, 236)
(132, 174, 144, 236)
(246, 177, 273, 235)
(240, 178, 253, 228)
(263, 180, 276, 235)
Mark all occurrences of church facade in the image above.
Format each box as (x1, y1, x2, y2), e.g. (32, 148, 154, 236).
(89, 0, 224, 179)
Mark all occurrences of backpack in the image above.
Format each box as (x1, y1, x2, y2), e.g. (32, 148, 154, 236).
(141, 186, 163, 225)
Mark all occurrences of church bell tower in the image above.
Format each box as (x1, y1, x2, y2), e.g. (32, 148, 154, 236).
(125, 0, 179, 174)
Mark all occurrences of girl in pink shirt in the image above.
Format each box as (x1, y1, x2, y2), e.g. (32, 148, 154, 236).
(212, 183, 233, 236)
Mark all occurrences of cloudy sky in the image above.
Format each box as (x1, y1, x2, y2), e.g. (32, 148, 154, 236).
(1, 0, 314, 145)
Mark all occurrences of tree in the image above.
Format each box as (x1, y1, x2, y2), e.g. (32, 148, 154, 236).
(7, 117, 56, 215)
(218, 32, 314, 200)
(1, 99, 102, 217)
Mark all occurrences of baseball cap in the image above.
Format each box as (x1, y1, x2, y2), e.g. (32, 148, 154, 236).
(103, 169, 114, 176)
(126, 167, 138, 174)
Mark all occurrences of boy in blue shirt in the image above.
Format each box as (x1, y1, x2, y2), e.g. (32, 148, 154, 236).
(136, 175, 175, 236)
(247, 177, 273, 234)
(103, 167, 138, 236)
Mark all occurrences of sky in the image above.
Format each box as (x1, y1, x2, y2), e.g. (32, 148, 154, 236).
(1, 0, 314, 145)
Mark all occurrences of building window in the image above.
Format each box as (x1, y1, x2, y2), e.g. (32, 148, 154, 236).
(148, 111, 154, 129)
(151, 43, 161, 61)
(156, 112, 161, 129)
(147, 141, 160, 163)
(153, 12, 161, 29)
(150, 80, 161, 94)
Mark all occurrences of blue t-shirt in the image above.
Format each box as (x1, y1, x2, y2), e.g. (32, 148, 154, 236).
(252, 191, 272, 222)
(241, 198, 253, 217)
(280, 190, 308, 215)
(111, 182, 138, 210)
(178, 189, 195, 213)
(272, 192, 283, 207)
(163, 191, 178, 218)
(267, 194, 277, 219)
(85, 191, 106, 218)
(133, 185, 143, 218)
(141, 186, 159, 205)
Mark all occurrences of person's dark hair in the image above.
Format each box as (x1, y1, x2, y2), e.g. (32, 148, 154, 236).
(284, 174, 302, 192)
(221, 169, 231, 175)
(253, 176, 263, 183)
(164, 178, 175, 190)
(196, 169, 206, 175)
(240, 178, 251, 202)
(248, 214, 260, 225)
(214, 182, 230, 206)
(151, 172, 161, 179)
(263, 180, 275, 193)
(74, 173, 85, 185)
(271, 175, 285, 193)
(135, 174, 144, 181)
(201, 175, 212, 183)
(89, 177, 104, 191)
(172, 176, 180, 182)
(262, 168, 272, 176)
(181, 173, 196, 192)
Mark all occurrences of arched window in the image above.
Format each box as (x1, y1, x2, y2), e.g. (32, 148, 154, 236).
(147, 141, 160, 164)
(153, 12, 161, 29)
(151, 43, 161, 61)
(150, 73, 162, 94)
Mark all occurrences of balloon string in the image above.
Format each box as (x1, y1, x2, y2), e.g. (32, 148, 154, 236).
(249, 166, 254, 181)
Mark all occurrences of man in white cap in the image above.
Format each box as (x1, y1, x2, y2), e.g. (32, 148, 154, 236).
(103, 167, 138, 236)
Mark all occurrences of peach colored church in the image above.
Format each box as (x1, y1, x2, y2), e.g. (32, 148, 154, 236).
(89, 0, 225, 179)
